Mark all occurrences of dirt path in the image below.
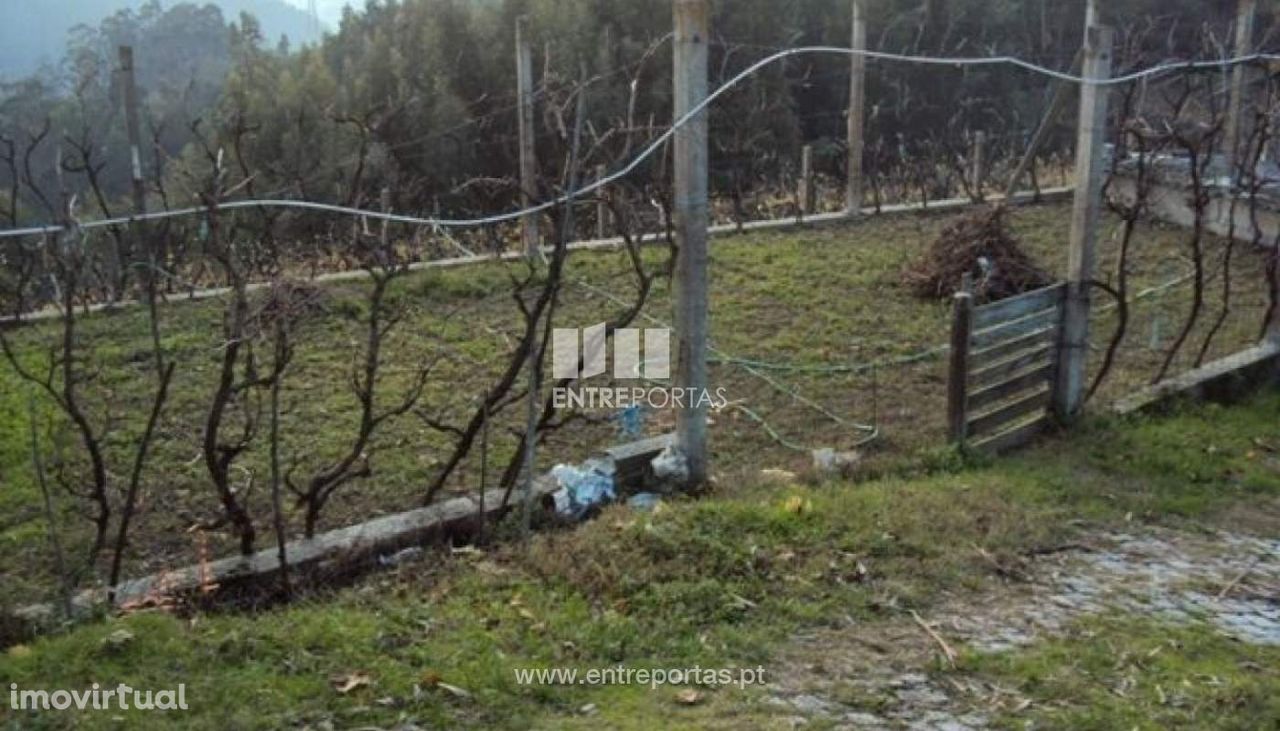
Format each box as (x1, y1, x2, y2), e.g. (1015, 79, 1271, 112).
(764, 525, 1280, 729)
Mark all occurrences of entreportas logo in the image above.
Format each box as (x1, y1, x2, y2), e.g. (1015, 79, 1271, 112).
(551, 324, 727, 410)
(553, 324, 670, 381)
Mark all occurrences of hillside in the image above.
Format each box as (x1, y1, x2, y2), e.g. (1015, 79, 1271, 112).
(0, 0, 323, 78)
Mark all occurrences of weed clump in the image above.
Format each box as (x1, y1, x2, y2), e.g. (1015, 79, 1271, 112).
(0, 608, 33, 649)
(902, 205, 1053, 303)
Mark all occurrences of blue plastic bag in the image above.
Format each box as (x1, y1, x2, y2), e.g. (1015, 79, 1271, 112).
(549, 459, 617, 520)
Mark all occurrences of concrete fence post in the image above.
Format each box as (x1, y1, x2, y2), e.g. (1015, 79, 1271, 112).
(971, 131, 986, 203)
(673, 0, 710, 485)
(516, 16, 539, 257)
(1055, 24, 1113, 421)
(846, 0, 867, 215)
(799, 144, 815, 218)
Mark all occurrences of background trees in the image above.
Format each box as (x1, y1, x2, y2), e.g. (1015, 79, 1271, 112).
(0, 0, 318, 79)
(2, 0, 1270, 240)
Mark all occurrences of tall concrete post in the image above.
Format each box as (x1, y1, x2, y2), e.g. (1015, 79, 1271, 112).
(1225, 0, 1257, 171)
(516, 16, 539, 257)
(971, 131, 986, 202)
(673, 0, 710, 485)
(846, 0, 867, 215)
(1055, 24, 1113, 420)
(799, 144, 814, 216)
(119, 47, 146, 220)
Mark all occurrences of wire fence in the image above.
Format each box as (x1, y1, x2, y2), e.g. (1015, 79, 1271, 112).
(2, 46, 1276, 239)
(1, 35, 1278, 604)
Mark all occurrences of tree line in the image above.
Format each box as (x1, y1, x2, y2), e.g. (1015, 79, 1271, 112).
(1, 0, 1266, 237)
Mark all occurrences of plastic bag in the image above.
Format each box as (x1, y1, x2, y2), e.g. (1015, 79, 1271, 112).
(549, 459, 617, 520)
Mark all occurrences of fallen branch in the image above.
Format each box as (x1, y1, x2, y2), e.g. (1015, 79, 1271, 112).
(910, 609, 958, 668)
(1216, 559, 1259, 600)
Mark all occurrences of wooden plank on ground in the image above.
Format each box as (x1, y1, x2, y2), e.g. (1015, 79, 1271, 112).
(971, 307, 1061, 349)
(971, 413, 1050, 454)
(973, 283, 1066, 329)
(970, 325, 1056, 368)
(967, 387, 1051, 437)
(968, 362, 1056, 411)
(970, 343, 1055, 388)
(604, 433, 674, 488)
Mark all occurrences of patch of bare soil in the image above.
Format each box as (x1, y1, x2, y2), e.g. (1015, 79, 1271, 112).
(764, 526, 1280, 729)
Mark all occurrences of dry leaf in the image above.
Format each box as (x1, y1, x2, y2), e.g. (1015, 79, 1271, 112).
(675, 689, 704, 705)
(421, 671, 471, 699)
(435, 682, 472, 699)
(331, 671, 372, 694)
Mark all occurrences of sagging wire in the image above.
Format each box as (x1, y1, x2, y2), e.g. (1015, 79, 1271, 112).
(3, 45, 1278, 240)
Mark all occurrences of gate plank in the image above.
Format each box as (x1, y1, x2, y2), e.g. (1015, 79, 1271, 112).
(968, 362, 1056, 411)
(971, 306, 1061, 349)
(970, 325, 1056, 368)
(967, 387, 1051, 437)
(973, 283, 1066, 329)
(970, 343, 1054, 388)
(971, 413, 1050, 454)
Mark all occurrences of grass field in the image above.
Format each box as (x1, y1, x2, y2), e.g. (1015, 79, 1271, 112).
(0, 199, 1273, 604)
(1, 388, 1277, 729)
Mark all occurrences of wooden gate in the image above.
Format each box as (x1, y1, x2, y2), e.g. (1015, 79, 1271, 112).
(948, 282, 1065, 453)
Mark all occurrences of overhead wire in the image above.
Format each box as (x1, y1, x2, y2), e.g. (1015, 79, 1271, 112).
(3, 45, 1278, 239)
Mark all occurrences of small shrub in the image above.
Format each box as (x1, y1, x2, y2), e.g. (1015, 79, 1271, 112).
(0, 607, 33, 649)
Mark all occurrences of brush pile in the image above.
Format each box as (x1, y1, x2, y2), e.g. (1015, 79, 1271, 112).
(902, 205, 1053, 303)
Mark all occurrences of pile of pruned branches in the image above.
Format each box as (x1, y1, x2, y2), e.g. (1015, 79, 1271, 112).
(901, 205, 1053, 303)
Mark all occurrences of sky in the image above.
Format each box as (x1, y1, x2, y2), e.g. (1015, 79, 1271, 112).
(280, 0, 350, 27)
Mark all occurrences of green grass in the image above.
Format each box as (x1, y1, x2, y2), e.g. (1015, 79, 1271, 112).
(967, 614, 1280, 730)
(0, 200, 1272, 604)
(1, 390, 1277, 729)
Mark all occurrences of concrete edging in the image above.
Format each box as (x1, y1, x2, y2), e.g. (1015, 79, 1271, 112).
(13, 435, 677, 625)
(15, 483, 549, 623)
(2, 187, 1072, 326)
(1113, 341, 1280, 415)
